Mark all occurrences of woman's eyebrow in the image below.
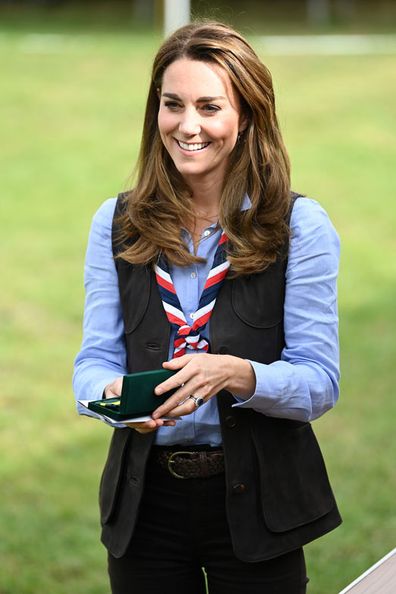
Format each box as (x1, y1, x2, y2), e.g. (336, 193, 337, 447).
(196, 96, 226, 102)
(162, 92, 225, 102)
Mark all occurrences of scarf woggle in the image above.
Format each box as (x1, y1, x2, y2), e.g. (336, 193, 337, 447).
(155, 231, 229, 357)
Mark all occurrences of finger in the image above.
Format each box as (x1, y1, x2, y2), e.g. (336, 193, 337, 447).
(165, 397, 202, 419)
(153, 394, 204, 419)
(162, 355, 193, 370)
(155, 363, 194, 395)
(131, 418, 177, 433)
(152, 374, 209, 418)
(125, 419, 158, 430)
(152, 390, 191, 418)
(157, 354, 214, 396)
(104, 377, 123, 398)
(125, 416, 178, 428)
(105, 388, 120, 398)
(124, 418, 164, 433)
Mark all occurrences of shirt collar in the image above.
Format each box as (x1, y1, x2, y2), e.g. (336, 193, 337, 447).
(241, 193, 252, 212)
(182, 194, 252, 236)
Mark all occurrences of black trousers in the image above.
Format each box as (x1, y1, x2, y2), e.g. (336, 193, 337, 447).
(108, 451, 308, 594)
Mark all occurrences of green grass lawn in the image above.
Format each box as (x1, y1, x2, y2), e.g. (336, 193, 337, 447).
(1, 19, 395, 594)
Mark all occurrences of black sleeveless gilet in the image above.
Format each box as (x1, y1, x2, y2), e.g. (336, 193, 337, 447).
(99, 193, 341, 560)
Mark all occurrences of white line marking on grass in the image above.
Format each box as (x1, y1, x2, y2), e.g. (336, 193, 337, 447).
(0, 32, 92, 54)
(21, 33, 94, 54)
(254, 34, 396, 55)
(1, 32, 396, 56)
(20, 33, 68, 53)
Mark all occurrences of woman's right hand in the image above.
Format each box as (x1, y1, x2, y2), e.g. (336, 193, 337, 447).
(104, 377, 177, 434)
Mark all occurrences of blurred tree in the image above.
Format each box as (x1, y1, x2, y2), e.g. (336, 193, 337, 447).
(334, 0, 356, 20)
(307, 0, 357, 25)
(132, 0, 154, 24)
(307, 0, 331, 25)
(0, 0, 394, 32)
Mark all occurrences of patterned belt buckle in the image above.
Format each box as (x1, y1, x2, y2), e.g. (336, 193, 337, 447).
(167, 451, 195, 479)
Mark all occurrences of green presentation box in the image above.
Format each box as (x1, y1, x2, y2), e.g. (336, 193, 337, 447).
(87, 368, 177, 421)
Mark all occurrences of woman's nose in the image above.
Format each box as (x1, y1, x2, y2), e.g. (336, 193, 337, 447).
(178, 108, 201, 136)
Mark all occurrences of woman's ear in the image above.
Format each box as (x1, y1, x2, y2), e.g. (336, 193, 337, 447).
(238, 113, 249, 134)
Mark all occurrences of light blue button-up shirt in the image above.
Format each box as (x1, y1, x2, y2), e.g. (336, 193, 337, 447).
(73, 196, 340, 446)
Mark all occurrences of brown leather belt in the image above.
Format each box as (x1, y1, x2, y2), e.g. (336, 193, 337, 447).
(152, 448, 225, 479)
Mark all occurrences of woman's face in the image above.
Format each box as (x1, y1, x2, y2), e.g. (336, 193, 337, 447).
(158, 58, 245, 189)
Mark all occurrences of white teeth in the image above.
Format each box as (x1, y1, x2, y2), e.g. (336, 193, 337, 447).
(177, 140, 209, 151)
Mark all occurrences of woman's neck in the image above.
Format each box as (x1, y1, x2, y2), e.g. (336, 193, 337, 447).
(188, 177, 222, 220)
(182, 175, 223, 252)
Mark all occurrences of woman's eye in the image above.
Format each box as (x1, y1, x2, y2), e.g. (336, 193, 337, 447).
(164, 101, 181, 110)
(202, 104, 220, 113)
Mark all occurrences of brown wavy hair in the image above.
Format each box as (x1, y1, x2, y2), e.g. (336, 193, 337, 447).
(117, 21, 291, 276)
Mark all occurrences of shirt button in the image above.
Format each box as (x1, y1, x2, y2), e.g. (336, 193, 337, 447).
(189, 313, 195, 320)
(225, 415, 237, 428)
(232, 483, 246, 494)
(203, 229, 211, 237)
(191, 272, 197, 279)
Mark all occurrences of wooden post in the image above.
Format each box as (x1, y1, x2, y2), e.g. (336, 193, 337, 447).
(164, 0, 191, 37)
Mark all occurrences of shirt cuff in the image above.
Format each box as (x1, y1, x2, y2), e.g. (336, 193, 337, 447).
(75, 374, 127, 428)
(231, 359, 276, 412)
(231, 359, 311, 420)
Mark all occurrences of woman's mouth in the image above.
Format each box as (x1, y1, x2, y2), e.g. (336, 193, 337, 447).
(176, 140, 210, 152)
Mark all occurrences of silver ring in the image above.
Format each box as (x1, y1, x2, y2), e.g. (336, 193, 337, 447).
(189, 395, 204, 408)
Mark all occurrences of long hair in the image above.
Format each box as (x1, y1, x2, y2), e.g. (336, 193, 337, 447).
(117, 21, 291, 275)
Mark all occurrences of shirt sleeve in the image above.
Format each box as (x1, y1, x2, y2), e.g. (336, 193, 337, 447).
(72, 198, 128, 425)
(233, 197, 340, 422)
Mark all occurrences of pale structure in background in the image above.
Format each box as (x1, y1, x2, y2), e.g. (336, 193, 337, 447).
(164, 0, 191, 36)
(339, 548, 396, 594)
(307, 0, 356, 24)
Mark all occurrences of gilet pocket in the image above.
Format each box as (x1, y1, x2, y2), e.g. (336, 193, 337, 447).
(252, 418, 336, 532)
(231, 263, 285, 329)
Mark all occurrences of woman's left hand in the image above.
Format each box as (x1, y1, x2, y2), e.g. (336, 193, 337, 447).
(152, 353, 256, 419)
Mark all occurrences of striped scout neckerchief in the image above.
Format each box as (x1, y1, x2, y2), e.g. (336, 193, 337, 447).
(154, 231, 230, 358)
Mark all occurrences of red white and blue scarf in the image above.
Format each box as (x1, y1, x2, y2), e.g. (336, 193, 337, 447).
(154, 231, 230, 357)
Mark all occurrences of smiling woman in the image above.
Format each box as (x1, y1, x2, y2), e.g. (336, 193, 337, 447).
(73, 20, 342, 594)
(157, 59, 246, 203)
(115, 21, 292, 275)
